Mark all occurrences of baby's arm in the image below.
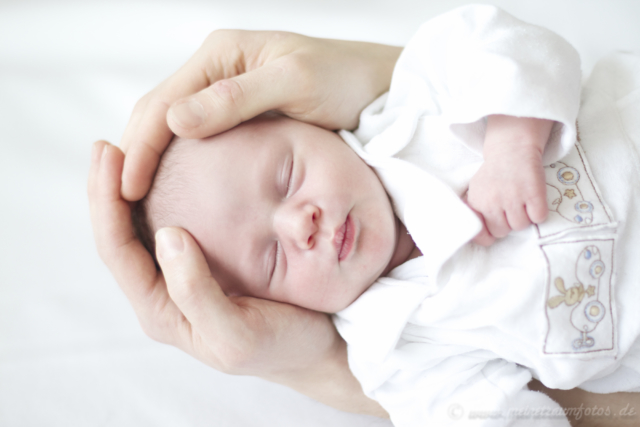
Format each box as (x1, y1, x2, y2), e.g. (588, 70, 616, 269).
(466, 114, 554, 246)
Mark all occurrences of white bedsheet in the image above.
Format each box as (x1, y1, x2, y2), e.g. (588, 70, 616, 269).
(1, 1, 638, 425)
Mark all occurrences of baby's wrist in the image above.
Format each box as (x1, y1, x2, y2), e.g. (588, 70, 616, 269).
(483, 115, 554, 161)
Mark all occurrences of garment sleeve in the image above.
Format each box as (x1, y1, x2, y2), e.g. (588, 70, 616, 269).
(349, 345, 572, 427)
(385, 4, 582, 164)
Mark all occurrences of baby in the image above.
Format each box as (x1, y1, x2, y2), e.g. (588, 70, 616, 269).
(134, 113, 420, 313)
(133, 5, 640, 427)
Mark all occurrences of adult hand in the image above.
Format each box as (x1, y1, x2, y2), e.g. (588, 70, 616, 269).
(92, 31, 399, 416)
(120, 30, 401, 201)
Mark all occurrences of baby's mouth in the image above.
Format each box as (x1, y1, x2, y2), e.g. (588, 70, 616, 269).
(334, 215, 355, 261)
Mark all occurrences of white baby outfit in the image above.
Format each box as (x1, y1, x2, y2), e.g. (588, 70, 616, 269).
(333, 5, 640, 427)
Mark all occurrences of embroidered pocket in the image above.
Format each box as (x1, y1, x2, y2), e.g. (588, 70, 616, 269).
(541, 239, 616, 357)
(537, 142, 615, 240)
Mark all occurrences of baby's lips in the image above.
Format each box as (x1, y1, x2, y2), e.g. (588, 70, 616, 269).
(333, 219, 347, 257)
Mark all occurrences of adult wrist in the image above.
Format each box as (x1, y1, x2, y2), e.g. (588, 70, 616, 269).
(261, 336, 388, 418)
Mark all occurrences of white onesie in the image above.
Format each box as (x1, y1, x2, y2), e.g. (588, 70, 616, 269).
(333, 5, 640, 427)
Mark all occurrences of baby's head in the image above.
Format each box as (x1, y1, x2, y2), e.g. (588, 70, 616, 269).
(134, 114, 411, 313)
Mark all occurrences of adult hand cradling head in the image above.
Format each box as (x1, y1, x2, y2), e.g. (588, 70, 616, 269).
(88, 29, 400, 416)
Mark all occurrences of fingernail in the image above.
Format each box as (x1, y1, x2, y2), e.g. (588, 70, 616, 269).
(169, 99, 205, 129)
(156, 228, 184, 261)
(101, 143, 110, 163)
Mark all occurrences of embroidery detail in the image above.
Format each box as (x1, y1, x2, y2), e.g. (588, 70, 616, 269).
(541, 240, 615, 356)
(547, 277, 593, 309)
(538, 141, 616, 358)
(546, 162, 594, 225)
(564, 189, 576, 199)
(536, 143, 614, 239)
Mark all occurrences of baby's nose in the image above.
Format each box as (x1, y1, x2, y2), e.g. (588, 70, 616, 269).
(277, 203, 320, 250)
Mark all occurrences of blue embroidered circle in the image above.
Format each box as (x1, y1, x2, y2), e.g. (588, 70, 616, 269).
(574, 215, 583, 223)
(584, 249, 592, 260)
(573, 335, 595, 350)
(557, 167, 580, 185)
(575, 201, 594, 213)
(585, 301, 605, 323)
(590, 260, 605, 278)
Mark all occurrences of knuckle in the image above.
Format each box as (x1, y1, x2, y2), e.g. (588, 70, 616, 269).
(269, 30, 294, 43)
(209, 79, 245, 112)
(204, 29, 236, 45)
(282, 54, 314, 86)
(133, 93, 151, 113)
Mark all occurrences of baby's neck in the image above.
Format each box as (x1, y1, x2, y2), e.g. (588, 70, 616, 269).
(381, 217, 421, 276)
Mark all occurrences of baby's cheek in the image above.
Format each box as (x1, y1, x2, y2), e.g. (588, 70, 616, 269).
(365, 222, 396, 268)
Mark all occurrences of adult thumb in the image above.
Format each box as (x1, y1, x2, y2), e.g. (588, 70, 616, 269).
(155, 227, 238, 334)
(166, 61, 293, 139)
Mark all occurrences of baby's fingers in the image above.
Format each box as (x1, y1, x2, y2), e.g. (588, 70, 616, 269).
(526, 195, 549, 224)
(463, 194, 495, 246)
(472, 219, 496, 247)
(484, 209, 511, 239)
(505, 204, 533, 231)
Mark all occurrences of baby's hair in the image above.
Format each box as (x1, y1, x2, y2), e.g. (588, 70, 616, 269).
(131, 197, 157, 267)
(131, 136, 194, 268)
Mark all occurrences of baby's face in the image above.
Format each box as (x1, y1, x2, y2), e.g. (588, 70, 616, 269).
(164, 115, 410, 313)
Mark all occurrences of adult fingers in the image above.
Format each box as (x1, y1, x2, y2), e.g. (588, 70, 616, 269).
(120, 99, 174, 201)
(155, 227, 249, 359)
(91, 143, 158, 291)
(88, 141, 183, 339)
(166, 58, 302, 139)
(119, 49, 215, 201)
(87, 140, 109, 200)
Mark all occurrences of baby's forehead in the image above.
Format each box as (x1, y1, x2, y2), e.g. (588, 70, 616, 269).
(177, 116, 289, 167)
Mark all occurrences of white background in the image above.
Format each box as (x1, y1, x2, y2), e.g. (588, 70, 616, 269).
(1, 1, 638, 425)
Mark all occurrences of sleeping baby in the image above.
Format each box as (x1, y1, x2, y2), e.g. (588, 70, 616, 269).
(132, 5, 640, 427)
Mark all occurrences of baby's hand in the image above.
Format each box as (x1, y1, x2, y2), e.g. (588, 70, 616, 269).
(467, 145, 548, 245)
(466, 115, 553, 246)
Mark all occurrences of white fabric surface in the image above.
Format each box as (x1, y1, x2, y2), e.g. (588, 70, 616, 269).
(1, 1, 639, 426)
(333, 5, 640, 427)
